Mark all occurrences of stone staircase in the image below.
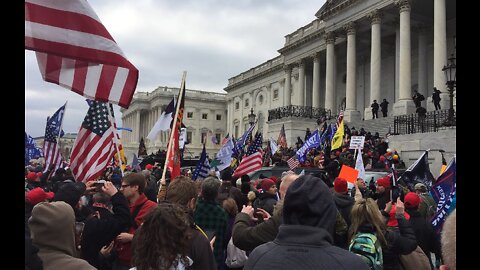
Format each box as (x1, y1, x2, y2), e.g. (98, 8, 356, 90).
(344, 116, 395, 136)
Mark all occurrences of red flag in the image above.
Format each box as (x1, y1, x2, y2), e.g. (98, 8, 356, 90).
(165, 73, 186, 180)
(25, 0, 139, 108)
(70, 101, 116, 182)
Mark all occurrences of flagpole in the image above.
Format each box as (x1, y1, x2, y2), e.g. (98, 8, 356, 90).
(108, 103, 124, 177)
(160, 71, 186, 189)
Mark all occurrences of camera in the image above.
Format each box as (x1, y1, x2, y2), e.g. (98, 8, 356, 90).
(94, 179, 106, 191)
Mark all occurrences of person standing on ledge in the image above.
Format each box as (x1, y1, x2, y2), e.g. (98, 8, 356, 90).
(371, 100, 379, 119)
(432, 87, 442, 110)
(380, 99, 389, 117)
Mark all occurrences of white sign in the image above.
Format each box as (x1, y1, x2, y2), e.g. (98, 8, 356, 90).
(349, 136, 365, 149)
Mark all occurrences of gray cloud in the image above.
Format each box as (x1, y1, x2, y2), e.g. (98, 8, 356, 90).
(25, 0, 325, 137)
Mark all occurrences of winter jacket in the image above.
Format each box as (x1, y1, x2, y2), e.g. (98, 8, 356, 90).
(232, 211, 282, 252)
(29, 201, 96, 270)
(244, 225, 369, 270)
(81, 192, 131, 269)
(252, 192, 277, 215)
(333, 193, 354, 227)
(115, 194, 157, 267)
(383, 214, 418, 270)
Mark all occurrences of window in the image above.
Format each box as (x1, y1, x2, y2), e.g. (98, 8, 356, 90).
(245, 99, 249, 107)
(273, 89, 279, 99)
(187, 112, 193, 118)
(201, 132, 207, 143)
(215, 133, 221, 144)
(202, 113, 208, 120)
(216, 114, 222, 120)
(234, 126, 239, 138)
(259, 95, 264, 104)
(235, 102, 239, 110)
(187, 132, 192, 144)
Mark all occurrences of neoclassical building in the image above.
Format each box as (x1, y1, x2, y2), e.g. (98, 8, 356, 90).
(224, 0, 456, 147)
(120, 87, 227, 160)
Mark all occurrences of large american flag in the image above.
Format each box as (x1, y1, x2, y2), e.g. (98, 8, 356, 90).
(70, 101, 116, 182)
(43, 103, 66, 175)
(232, 133, 264, 178)
(25, 0, 139, 108)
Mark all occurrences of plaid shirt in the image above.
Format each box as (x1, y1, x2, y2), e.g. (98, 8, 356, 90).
(194, 198, 228, 265)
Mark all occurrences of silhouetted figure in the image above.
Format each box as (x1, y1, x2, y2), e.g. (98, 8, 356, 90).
(432, 87, 442, 110)
(380, 99, 389, 117)
(416, 106, 427, 133)
(412, 90, 425, 108)
(305, 128, 311, 141)
(371, 100, 379, 119)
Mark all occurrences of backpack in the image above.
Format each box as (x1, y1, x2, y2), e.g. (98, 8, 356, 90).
(225, 237, 248, 268)
(399, 245, 431, 270)
(349, 233, 383, 270)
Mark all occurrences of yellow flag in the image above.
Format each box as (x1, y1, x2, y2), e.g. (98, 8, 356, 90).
(331, 119, 344, 150)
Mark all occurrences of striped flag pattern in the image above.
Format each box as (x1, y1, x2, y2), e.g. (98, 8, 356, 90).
(277, 124, 287, 149)
(43, 103, 66, 175)
(287, 156, 300, 170)
(25, 0, 139, 108)
(108, 103, 126, 171)
(70, 101, 116, 182)
(232, 133, 264, 178)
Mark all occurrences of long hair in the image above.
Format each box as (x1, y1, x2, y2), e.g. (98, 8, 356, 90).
(132, 203, 192, 270)
(349, 198, 387, 247)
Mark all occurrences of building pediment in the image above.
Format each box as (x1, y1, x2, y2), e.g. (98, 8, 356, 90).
(316, 0, 363, 20)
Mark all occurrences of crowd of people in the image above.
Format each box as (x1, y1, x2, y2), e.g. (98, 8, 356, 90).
(25, 147, 456, 270)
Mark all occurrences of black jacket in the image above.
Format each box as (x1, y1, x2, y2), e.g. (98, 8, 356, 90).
(80, 192, 131, 269)
(333, 193, 354, 227)
(232, 212, 282, 252)
(405, 209, 442, 268)
(383, 215, 418, 270)
(253, 192, 277, 215)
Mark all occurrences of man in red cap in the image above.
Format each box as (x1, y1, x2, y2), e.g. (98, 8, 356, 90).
(404, 192, 442, 269)
(25, 171, 43, 191)
(25, 187, 55, 224)
(332, 177, 354, 249)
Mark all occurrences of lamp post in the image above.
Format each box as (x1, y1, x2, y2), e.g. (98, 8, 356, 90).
(442, 53, 456, 126)
(248, 108, 256, 126)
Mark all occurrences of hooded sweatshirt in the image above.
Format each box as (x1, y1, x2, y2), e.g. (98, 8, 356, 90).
(244, 175, 369, 270)
(28, 201, 95, 270)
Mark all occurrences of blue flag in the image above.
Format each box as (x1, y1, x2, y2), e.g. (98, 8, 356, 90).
(45, 103, 66, 140)
(192, 144, 210, 180)
(430, 157, 456, 234)
(296, 129, 320, 163)
(25, 132, 43, 165)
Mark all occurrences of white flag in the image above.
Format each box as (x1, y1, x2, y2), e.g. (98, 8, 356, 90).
(355, 149, 366, 180)
(179, 128, 187, 149)
(146, 98, 175, 141)
(214, 137, 235, 171)
(269, 137, 278, 155)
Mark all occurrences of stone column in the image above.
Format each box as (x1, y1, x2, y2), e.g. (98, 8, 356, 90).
(135, 110, 141, 143)
(434, 0, 448, 108)
(325, 32, 336, 112)
(298, 60, 305, 106)
(344, 22, 361, 122)
(312, 53, 321, 108)
(393, 0, 415, 115)
(418, 27, 429, 109)
(365, 10, 382, 120)
(284, 65, 292, 106)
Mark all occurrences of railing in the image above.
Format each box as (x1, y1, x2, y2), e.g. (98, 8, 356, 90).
(393, 109, 456, 135)
(268, 105, 332, 121)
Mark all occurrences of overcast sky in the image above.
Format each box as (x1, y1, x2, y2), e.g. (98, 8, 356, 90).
(25, 0, 326, 137)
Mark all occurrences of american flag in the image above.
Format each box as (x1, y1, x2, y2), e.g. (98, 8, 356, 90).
(43, 103, 66, 175)
(70, 101, 116, 182)
(192, 144, 210, 180)
(25, 0, 138, 108)
(287, 156, 300, 170)
(232, 133, 264, 178)
(277, 124, 288, 149)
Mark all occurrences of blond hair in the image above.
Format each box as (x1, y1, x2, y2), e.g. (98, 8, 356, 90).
(349, 198, 387, 247)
